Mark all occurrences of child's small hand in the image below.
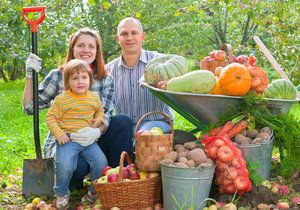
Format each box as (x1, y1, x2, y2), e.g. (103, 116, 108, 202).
(57, 134, 70, 145)
(90, 119, 102, 128)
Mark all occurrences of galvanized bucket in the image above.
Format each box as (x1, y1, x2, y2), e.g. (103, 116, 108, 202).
(160, 162, 215, 210)
(238, 134, 274, 180)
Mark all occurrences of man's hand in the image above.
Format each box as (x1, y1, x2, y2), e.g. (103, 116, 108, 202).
(70, 127, 101, 147)
(25, 53, 42, 79)
(57, 134, 70, 145)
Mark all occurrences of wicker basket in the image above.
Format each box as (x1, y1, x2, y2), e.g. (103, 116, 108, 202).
(93, 152, 162, 210)
(200, 43, 234, 73)
(134, 112, 173, 172)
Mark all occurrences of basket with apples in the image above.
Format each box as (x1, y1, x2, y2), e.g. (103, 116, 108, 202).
(135, 111, 174, 172)
(93, 151, 162, 210)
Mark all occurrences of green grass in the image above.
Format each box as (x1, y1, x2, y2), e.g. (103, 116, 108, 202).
(0, 80, 299, 176)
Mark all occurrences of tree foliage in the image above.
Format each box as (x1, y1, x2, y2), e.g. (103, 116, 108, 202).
(0, 0, 299, 85)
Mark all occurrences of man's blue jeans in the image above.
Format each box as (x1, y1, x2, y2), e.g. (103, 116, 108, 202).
(55, 141, 107, 195)
(69, 114, 133, 190)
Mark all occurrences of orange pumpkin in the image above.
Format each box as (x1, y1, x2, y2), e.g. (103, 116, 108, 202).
(210, 78, 224, 95)
(218, 63, 251, 96)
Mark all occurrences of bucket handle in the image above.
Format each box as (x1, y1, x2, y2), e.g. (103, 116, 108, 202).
(134, 111, 174, 135)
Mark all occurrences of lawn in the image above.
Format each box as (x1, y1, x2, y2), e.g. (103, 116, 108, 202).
(0, 80, 299, 209)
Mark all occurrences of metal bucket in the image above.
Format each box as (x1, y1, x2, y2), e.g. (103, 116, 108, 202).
(161, 162, 215, 210)
(238, 135, 274, 180)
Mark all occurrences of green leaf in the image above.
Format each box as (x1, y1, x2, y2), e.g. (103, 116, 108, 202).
(102, 1, 111, 10)
(88, 0, 95, 5)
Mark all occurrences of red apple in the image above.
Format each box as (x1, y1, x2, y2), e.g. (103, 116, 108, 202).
(203, 56, 211, 61)
(101, 165, 112, 176)
(209, 51, 216, 58)
(156, 80, 168, 89)
(107, 173, 119, 182)
(76, 204, 84, 210)
(127, 163, 138, 174)
(277, 202, 289, 209)
(130, 171, 140, 180)
(217, 146, 234, 163)
(122, 167, 130, 179)
(215, 50, 227, 61)
(236, 55, 248, 64)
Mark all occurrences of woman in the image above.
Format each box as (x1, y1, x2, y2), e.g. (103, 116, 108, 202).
(23, 27, 133, 190)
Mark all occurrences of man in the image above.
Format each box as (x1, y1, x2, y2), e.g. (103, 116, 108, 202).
(106, 17, 173, 131)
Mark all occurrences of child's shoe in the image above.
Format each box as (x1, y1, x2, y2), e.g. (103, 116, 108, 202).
(56, 194, 69, 210)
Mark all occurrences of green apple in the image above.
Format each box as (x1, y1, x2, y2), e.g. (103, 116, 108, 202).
(97, 176, 107, 183)
(150, 127, 163, 135)
(106, 166, 120, 176)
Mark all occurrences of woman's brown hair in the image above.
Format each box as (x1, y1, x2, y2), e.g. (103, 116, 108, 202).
(60, 27, 107, 80)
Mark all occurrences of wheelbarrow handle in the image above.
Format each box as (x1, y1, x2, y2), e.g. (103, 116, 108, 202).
(22, 6, 45, 32)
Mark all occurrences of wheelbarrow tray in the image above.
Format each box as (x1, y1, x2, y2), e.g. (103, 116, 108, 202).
(141, 82, 299, 129)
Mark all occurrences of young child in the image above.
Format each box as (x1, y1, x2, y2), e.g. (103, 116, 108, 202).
(46, 59, 107, 209)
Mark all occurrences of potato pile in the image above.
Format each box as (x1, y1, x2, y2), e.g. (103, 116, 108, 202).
(161, 141, 213, 168)
(234, 126, 272, 145)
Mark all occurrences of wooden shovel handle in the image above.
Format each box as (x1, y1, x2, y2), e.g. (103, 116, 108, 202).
(253, 36, 289, 80)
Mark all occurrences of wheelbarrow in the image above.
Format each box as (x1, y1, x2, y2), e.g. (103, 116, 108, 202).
(141, 36, 300, 131)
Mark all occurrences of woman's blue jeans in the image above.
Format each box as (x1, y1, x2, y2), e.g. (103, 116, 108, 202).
(69, 114, 133, 190)
(55, 141, 107, 196)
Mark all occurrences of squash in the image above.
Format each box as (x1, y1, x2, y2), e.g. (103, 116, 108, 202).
(167, 70, 216, 94)
(264, 79, 297, 100)
(210, 78, 224, 95)
(144, 54, 188, 86)
(218, 63, 251, 96)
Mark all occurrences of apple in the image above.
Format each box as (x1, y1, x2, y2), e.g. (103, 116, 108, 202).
(156, 80, 168, 89)
(203, 56, 211, 61)
(106, 166, 119, 176)
(147, 172, 160, 178)
(277, 202, 289, 209)
(108, 173, 119, 182)
(217, 146, 234, 163)
(130, 171, 140, 180)
(236, 55, 248, 64)
(76, 204, 84, 210)
(215, 50, 227, 61)
(141, 130, 152, 136)
(139, 171, 148, 180)
(122, 167, 130, 179)
(97, 176, 107, 183)
(127, 163, 137, 174)
(150, 127, 164, 135)
(101, 165, 112, 176)
(208, 204, 218, 210)
(223, 203, 237, 210)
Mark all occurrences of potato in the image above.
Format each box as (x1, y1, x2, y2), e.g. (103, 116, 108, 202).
(187, 148, 207, 165)
(174, 144, 185, 154)
(177, 151, 188, 161)
(174, 162, 189, 168)
(163, 151, 177, 162)
(178, 156, 189, 164)
(260, 127, 272, 135)
(183, 141, 197, 150)
(186, 159, 196, 167)
(252, 137, 263, 144)
(246, 129, 259, 139)
(161, 159, 174, 165)
(256, 132, 271, 140)
(234, 134, 252, 144)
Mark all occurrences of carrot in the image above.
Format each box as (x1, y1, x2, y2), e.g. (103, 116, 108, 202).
(209, 126, 223, 136)
(218, 121, 235, 136)
(227, 120, 249, 139)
